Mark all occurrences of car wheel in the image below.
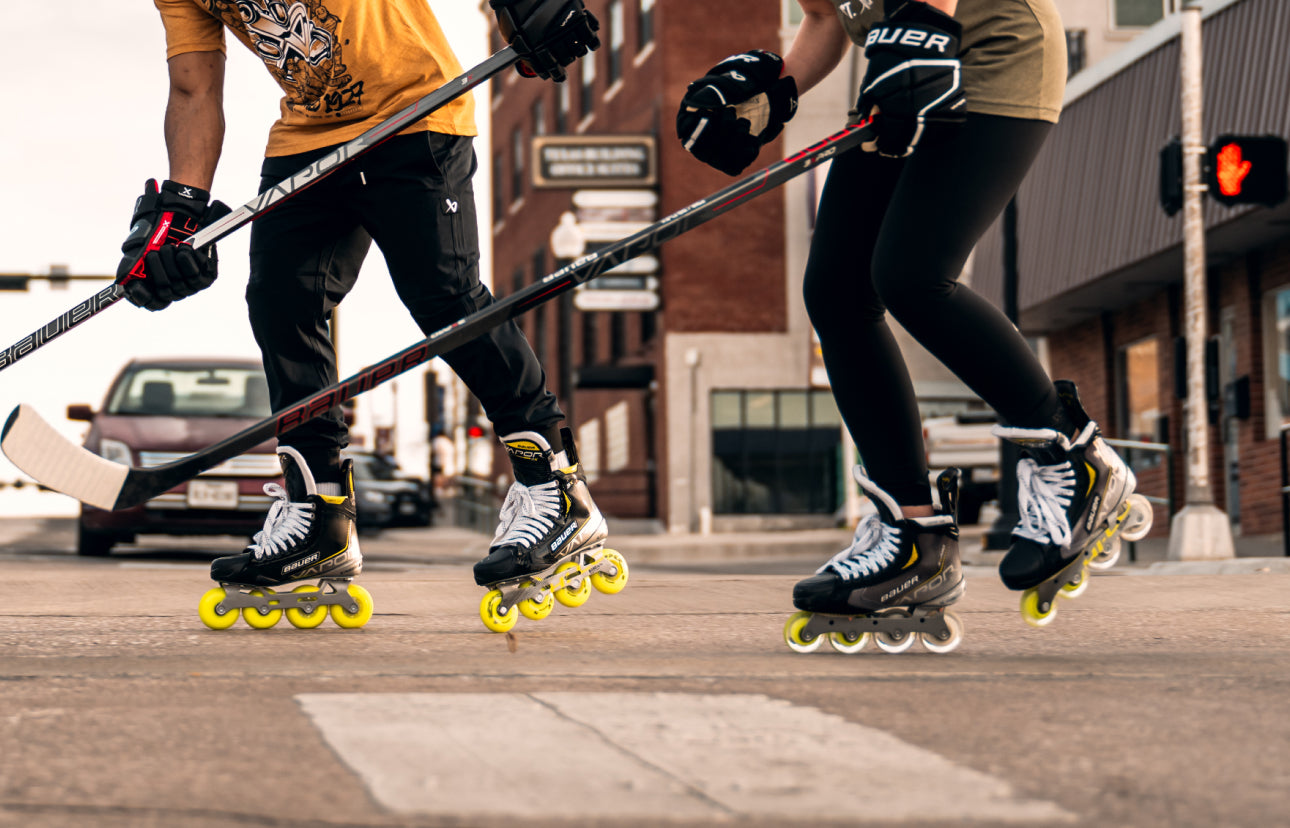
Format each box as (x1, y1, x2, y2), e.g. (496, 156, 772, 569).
(77, 524, 116, 557)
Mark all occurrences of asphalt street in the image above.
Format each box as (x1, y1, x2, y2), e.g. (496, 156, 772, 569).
(1, 517, 1288, 827)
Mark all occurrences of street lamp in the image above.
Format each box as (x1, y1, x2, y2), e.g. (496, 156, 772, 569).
(549, 211, 586, 426)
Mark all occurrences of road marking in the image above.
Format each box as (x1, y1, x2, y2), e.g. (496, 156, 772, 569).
(296, 692, 1073, 823)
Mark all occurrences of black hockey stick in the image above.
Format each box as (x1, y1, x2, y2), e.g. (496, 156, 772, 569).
(1, 118, 875, 511)
(0, 46, 519, 375)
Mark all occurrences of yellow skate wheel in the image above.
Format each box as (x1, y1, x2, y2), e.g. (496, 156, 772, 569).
(920, 612, 964, 654)
(1119, 494, 1154, 542)
(553, 561, 591, 608)
(828, 629, 871, 654)
(329, 584, 374, 629)
(1061, 571, 1090, 599)
(1020, 589, 1057, 628)
(286, 584, 328, 629)
(590, 550, 629, 594)
(518, 581, 555, 621)
(480, 589, 519, 633)
(783, 611, 824, 653)
(242, 588, 282, 629)
(198, 587, 239, 631)
(873, 610, 916, 654)
(1088, 536, 1122, 571)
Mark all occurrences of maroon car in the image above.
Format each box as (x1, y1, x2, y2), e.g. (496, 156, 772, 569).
(68, 356, 281, 556)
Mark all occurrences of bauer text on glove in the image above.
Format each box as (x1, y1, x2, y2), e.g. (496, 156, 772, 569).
(854, 0, 966, 158)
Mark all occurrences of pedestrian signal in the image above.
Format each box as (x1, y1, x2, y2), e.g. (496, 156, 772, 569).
(1205, 134, 1288, 207)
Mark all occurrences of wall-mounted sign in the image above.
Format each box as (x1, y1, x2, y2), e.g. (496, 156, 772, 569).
(533, 135, 657, 189)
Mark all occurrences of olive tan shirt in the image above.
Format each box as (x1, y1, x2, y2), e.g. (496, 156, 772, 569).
(154, 0, 477, 157)
(829, 0, 1067, 123)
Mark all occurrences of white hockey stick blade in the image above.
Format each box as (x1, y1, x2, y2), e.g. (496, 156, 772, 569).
(2, 404, 129, 510)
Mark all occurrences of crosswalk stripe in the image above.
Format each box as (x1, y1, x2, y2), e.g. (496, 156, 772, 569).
(297, 692, 1072, 823)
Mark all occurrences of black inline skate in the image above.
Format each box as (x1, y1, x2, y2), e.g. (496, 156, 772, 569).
(197, 446, 373, 630)
(784, 468, 965, 655)
(993, 380, 1153, 627)
(474, 428, 626, 633)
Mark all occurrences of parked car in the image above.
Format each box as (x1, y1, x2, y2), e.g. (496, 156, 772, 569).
(344, 450, 434, 530)
(68, 357, 281, 556)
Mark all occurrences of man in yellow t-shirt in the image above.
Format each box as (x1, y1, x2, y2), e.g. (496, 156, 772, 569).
(116, 1, 612, 616)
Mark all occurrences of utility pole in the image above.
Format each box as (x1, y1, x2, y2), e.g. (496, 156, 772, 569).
(1168, 0, 1234, 560)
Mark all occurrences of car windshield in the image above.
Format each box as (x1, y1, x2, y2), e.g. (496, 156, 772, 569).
(349, 453, 401, 481)
(105, 366, 272, 418)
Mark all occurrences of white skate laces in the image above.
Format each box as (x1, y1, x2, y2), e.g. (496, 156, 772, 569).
(821, 514, 902, 581)
(248, 482, 316, 560)
(1012, 458, 1076, 547)
(492, 479, 564, 549)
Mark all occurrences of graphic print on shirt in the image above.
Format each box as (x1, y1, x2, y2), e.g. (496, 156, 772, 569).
(202, 0, 363, 116)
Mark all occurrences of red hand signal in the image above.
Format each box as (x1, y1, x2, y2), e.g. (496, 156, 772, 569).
(1215, 142, 1253, 196)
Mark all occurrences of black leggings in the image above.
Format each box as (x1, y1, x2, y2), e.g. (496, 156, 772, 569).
(247, 131, 562, 469)
(803, 114, 1060, 506)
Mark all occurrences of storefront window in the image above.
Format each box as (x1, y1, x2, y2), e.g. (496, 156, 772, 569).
(1113, 0, 1171, 29)
(1117, 337, 1163, 469)
(1274, 289, 1290, 420)
(711, 390, 842, 514)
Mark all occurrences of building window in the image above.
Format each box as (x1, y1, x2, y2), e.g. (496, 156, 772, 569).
(580, 49, 596, 120)
(1117, 337, 1163, 468)
(532, 98, 547, 137)
(711, 389, 843, 514)
(610, 313, 626, 361)
(1112, 0, 1176, 29)
(582, 311, 598, 366)
(638, 0, 655, 49)
(556, 83, 571, 133)
(1265, 287, 1290, 435)
(1066, 29, 1087, 77)
(492, 153, 505, 218)
(608, 0, 624, 84)
(532, 248, 548, 364)
(511, 126, 525, 202)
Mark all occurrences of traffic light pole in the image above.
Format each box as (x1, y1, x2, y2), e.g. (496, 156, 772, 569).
(1169, 0, 1234, 561)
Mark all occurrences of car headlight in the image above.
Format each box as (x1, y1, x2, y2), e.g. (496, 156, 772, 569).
(359, 489, 389, 506)
(98, 438, 132, 465)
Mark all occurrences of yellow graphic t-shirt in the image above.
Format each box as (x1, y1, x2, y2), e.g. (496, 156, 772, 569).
(154, 0, 477, 156)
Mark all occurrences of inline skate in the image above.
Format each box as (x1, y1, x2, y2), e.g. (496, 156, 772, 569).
(198, 446, 373, 630)
(993, 380, 1153, 627)
(474, 429, 627, 633)
(784, 467, 965, 655)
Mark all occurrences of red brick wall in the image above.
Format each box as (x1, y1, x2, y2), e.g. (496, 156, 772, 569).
(1046, 237, 1290, 538)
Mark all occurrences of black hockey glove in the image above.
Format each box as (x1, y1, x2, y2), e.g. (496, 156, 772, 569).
(854, 0, 966, 158)
(490, 0, 600, 83)
(115, 179, 231, 312)
(677, 50, 798, 177)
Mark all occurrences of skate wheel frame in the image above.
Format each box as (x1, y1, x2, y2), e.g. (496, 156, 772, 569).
(785, 608, 963, 654)
(477, 548, 629, 633)
(198, 579, 372, 630)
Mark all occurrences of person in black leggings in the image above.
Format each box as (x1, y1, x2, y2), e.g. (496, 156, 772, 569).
(679, 0, 1150, 643)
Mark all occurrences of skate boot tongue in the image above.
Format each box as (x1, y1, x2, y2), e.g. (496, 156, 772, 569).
(851, 466, 904, 523)
(501, 431, 558, 487)
(278, 447, 320, 502)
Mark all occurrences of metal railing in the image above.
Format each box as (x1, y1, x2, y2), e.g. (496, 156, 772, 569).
(1280, 424, 1290, 557)
(1104, 437, 1174, 562)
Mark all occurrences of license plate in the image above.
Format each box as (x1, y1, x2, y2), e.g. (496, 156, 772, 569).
(187, 480, 239, 510)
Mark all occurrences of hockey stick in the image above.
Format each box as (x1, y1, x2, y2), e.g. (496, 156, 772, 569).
(0, 46, 519, 375)
(2, 118, 875, 511)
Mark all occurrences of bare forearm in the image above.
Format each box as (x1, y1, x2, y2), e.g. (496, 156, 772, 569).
(164, 51, 226, 191)
(782, 0, 851, 95)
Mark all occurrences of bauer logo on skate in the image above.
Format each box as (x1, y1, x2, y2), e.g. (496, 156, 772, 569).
(882, 575, 919, 603)
(553, 521, 579, 550)
(283, 551, 321, 574)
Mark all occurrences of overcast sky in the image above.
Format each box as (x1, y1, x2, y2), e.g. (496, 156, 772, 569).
(0, 3, 492, 511)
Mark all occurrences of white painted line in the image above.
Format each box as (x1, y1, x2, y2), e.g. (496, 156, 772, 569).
(297, 692, 1073, 823)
